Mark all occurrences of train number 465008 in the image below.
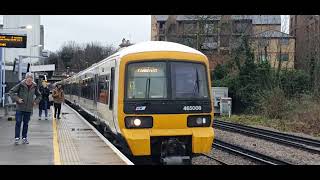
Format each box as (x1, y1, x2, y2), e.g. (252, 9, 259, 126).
(183, 106, 202, 111)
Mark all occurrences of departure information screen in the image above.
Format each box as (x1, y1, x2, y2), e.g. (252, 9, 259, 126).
(0, 34, 27, 48)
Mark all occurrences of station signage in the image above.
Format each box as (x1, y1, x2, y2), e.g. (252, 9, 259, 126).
(0, 34, 27, 48)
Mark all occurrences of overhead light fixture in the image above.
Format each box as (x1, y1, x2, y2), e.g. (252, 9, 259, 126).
(25, 25, 33, 29)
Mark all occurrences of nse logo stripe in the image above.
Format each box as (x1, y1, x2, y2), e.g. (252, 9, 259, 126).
(135, 106, 146, 111)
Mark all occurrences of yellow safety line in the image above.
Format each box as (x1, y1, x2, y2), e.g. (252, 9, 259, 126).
(52, 107, 61, 165)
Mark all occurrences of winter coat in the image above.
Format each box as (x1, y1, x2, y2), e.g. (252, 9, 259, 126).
(52, 88, 64, 104)
(9, 80, 41, 113)
(39, 86, 50, 110)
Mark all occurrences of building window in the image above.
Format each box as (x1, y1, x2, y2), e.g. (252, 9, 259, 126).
(203, 22, 218, 34)
(201, 36, 218, 50)
(279, 38, 289, 45)
(279, 53, 289, 61)
(232, 20, 250, 34)
(183, 22, 197, 34)
(159, 22, 165, 34)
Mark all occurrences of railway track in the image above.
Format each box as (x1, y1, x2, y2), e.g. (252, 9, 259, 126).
(213, 139, 292, 165)
(199, 153, 229, 165)
(214, 119, 320, 154)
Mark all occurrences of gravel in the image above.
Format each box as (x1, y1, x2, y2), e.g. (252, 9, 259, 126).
(192, 146, 260, 165)
(215, 128, 320, 165)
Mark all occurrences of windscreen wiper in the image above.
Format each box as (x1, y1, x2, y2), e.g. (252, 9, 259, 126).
(192, 69, 200, 96)
(146, 78, 151, 98)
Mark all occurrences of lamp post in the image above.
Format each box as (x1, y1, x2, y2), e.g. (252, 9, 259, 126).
(0, 25, 32, 107)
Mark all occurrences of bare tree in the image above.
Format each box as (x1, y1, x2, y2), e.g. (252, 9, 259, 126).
(48, 41, 116, 74)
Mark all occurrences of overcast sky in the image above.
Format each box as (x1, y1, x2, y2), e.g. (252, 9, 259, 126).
(41, 15, 151, 52)
(0, 15, 151, 52)
(1, 15, 289, 52)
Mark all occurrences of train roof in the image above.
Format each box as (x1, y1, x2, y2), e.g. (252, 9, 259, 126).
(67, 41, 206, 79)
(114, 41, 205, 57)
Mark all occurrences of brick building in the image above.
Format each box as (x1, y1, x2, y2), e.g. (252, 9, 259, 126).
(290, 15, 320, 70)
(252, 30, 295, 69)
(151, 15, 294, 70)
(290, 15, 320, 92)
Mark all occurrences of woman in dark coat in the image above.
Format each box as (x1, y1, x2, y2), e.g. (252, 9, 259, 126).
(38, 81, 50, 120)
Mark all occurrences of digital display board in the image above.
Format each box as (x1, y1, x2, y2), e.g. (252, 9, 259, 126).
(0, 34, 27, 48)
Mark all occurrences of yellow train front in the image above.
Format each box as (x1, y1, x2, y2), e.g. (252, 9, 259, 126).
(117, 42, 214, 164)
(61, 41, 214, 165)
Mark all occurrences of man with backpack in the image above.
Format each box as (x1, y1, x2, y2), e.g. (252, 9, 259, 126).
(9, 72, 41, 145)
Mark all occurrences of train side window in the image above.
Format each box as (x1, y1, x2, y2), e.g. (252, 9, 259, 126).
(89, 78, 95, 100)
(81, 79, 91, 99)
(80, 80, 84, 98)
(98, 75, 109, 104)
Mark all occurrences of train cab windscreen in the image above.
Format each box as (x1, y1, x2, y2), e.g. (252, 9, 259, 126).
(126, 61, 209, 100)
(127, 62, 167, 99)
(171, 62, 209, 99)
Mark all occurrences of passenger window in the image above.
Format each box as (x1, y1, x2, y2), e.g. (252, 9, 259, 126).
(98, 75, 110, 104)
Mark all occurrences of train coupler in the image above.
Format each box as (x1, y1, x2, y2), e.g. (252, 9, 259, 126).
(160, 137, 191, 165)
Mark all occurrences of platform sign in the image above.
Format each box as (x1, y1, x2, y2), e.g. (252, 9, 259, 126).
(0, 34, 27, 48)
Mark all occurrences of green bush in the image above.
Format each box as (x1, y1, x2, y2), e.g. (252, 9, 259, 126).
(210, 36, 313, 115)
(256, 87, 289, 119)
(212, 64, 228, 80)
(280, 70, 311, 98)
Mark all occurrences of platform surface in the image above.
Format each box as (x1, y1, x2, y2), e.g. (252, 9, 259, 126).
(0, 104, 133, 165)
(0, 108, 54, 165)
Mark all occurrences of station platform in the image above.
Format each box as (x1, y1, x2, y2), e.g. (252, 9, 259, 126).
(0, 104, 133, 165)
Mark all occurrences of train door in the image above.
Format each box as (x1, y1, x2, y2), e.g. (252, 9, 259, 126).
(93, 73, 99, 119)
(109, 60, 117, 133)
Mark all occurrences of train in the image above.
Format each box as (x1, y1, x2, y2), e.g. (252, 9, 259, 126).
(59, 41, 214, 165)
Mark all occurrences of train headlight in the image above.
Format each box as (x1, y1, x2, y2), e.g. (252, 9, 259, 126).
(187, 115, 211, 127)
(125, 116, 153, 129)
(133, 118, 141, 126)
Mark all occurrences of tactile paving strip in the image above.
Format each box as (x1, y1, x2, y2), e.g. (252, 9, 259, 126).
(55, 105, 128, 165)
(56, 117, 82, 165)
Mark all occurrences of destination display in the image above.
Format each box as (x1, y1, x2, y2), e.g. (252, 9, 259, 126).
(0, 34, 27, 48)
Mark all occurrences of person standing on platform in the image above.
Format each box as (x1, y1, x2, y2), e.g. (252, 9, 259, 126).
(9, 72, 41, 145)
(38, 81, 50, 120)
(52, 84, 64, 119)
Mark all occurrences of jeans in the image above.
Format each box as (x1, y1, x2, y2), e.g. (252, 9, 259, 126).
(39, 101, 48, 118)
(15, 111, 31, 139)
(54, 103, 61, 118)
